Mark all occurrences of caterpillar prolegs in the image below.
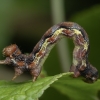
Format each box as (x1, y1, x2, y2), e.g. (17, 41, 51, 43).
(0, 22, 99, 82)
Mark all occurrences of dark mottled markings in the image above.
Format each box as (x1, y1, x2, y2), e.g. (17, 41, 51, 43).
(0, 22, 98, 82)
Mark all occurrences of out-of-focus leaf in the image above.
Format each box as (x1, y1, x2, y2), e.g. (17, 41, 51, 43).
(52, 73, 100, 100)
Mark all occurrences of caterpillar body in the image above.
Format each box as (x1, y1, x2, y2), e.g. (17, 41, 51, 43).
(0, 22, 98, 82)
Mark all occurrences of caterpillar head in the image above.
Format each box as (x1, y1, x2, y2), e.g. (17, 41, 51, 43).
(80, 64, 99, 82)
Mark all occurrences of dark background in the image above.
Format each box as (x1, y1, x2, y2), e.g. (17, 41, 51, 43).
(0, 0, 100, 83)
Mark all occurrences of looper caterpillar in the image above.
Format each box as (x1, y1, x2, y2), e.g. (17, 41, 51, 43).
(0, 22, 98, 82)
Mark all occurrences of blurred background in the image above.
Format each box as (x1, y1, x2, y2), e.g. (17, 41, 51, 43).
(0, 0, 100, 84)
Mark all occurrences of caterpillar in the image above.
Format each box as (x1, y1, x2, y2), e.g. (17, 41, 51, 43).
(0, 22, 98, 82)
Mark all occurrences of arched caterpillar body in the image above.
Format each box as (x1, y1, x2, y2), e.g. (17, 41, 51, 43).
(0, 22, 98, 82)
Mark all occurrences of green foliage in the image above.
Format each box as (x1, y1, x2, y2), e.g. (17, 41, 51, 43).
(53, 74, 100, 100)
(0, 72, 100, 100)
(0, 73, 66, 100)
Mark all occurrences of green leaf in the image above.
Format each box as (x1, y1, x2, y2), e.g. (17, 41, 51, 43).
(52, 73, 100, 100)
(0, 72, 100, 100)
(0, 73, 66, 100)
